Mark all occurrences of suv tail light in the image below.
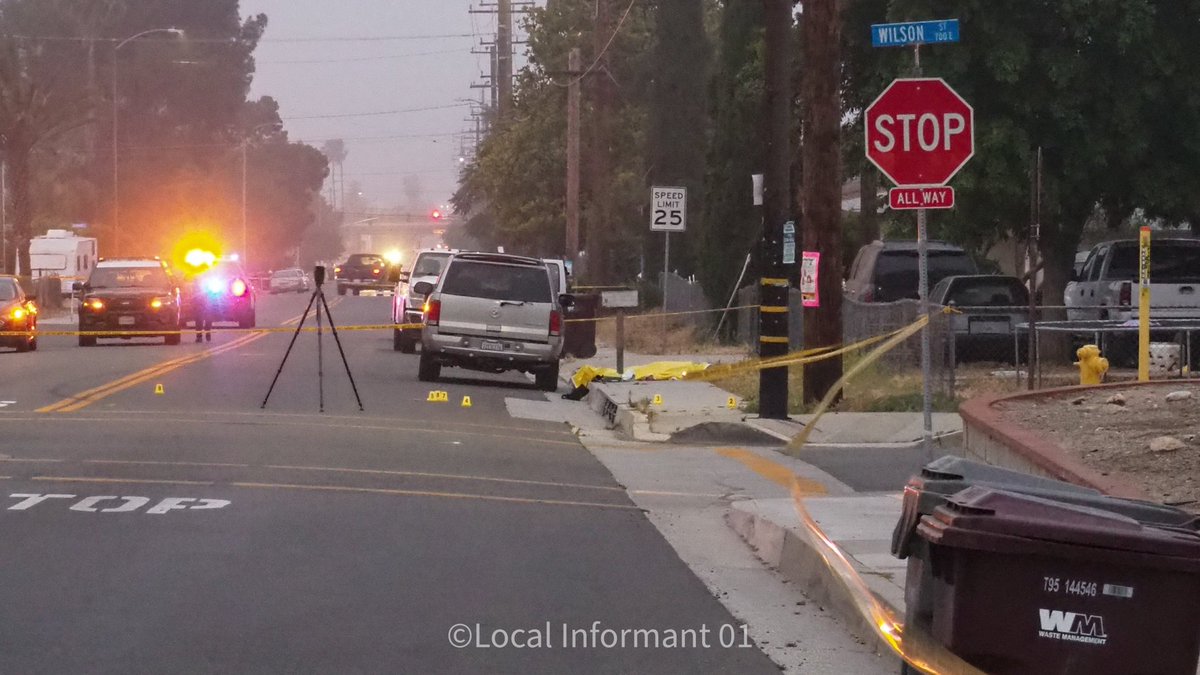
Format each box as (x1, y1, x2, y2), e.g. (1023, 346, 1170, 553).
(231, 278, 248, 297)
(1119, 281, 1132, 308)
(424, 299, 440, 326)
(549, 310, 562, 337)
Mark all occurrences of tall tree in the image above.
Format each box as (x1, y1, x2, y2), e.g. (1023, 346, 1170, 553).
(697, 0, 765, 306)
(646, 0, 711, 279)
(888, 0, 1200, 344)
(801, 0, 844, 403)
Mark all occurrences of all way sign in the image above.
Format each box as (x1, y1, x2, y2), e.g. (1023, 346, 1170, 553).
(889, 187, 955, 210)
(871, 20, 960, 48)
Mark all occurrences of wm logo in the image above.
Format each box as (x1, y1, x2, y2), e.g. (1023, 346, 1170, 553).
(1038, 609, 1107, 645)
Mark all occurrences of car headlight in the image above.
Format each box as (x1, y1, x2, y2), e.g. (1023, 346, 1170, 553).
(149, 297, 174, 310)
(86, 299, 105, 311)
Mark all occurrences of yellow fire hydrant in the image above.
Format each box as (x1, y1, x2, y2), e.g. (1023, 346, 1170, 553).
(1075, 344, 1109, 386)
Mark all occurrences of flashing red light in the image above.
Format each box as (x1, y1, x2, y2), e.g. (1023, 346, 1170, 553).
(430, 209, 443, 221)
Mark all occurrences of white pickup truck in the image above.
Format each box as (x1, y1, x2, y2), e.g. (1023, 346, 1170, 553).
(1066, 237, 1200, 322)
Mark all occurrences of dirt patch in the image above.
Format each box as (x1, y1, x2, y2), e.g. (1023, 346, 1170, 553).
(996, 383, 1200, 512)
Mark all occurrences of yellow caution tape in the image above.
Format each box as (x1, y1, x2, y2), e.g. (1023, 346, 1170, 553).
(787, 314, 929, 449)
(791, 481, 986, 675)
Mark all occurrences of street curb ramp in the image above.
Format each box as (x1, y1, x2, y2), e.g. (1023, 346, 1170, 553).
(725, 501, 900, 662)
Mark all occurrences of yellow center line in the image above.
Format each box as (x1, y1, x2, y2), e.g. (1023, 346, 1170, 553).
(716, 447, 828, 494)
(9, 475, 640, 512)
(230, 481, 641, 511)
(262, 464, 625, 492)
(31, 476, 213, 486)
(36, 301, 329, 414)
(0, 415, 584, 448)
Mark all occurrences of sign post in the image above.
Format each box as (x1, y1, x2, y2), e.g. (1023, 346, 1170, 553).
(650, 186, 687, 313)
(865, 38, 973, 454)
(1138, 226, 1151, 382)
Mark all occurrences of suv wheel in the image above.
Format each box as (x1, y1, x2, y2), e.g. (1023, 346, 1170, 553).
(79, 335, 96, 347)
(337, 285, 347, 296)
(164, 331, 181, 346)
(535, 362, 560, 392)
(417, 352, 440, 382)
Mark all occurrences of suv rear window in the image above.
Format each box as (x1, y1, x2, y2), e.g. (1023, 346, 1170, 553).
(1106, 241, 1200, 283)
(89, 266, 170, 289)
(875, 250, 977, 298)
(412, 253, 450, 277)
(441, 261, 552, 303)
(347, 255, 385, 267)
(947, 278, 1028, 306)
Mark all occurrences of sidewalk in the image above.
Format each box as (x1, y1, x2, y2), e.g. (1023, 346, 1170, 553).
(563, 346, 964, 446)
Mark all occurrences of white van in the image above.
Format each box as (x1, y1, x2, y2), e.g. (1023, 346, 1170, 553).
(18, 229, 99, 296)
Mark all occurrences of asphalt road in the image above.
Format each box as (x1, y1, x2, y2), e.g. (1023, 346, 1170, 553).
(0, 292, 778, 673)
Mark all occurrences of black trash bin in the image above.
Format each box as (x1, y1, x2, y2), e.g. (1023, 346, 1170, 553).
(562, 293, 599, 358)
(893, 456, 1199, 645)
(916, 486, 1200, 674)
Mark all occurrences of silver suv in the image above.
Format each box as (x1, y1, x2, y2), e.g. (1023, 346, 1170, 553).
(417, 253, 570, 391)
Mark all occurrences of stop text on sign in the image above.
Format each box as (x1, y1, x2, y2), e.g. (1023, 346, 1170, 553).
(871, 113, 967, 153)
(889, 187, 955, 210)
(864, 78, 974, 187)
(5, 493, 231, 514)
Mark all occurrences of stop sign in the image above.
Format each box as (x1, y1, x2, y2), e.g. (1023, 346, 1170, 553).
(865, 78, 974, 187)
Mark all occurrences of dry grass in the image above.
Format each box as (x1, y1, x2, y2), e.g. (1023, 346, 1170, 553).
(594, 311, 746, 356)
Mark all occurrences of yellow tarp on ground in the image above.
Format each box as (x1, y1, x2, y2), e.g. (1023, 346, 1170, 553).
(571, 361, 709, 389)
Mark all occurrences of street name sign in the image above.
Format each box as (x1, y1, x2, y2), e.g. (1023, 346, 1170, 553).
(889, 186, 955, 210)
(650, 186, 687, 232)
(865, 78, 974, 186)
(871, 20, 959, 48)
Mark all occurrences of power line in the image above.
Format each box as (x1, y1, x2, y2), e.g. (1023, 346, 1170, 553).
(258, 48, 466, 65)
(0, 32, 476, 44)
(283, 102, 469, 120)
(550, 0, 637, 88)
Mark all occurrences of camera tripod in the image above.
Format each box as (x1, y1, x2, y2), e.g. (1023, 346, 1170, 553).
(261, 266, 364, 412)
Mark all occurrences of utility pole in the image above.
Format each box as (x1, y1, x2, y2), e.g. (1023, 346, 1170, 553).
(757, 0, 793, 420)
(566, 48, 581, 267)
(589, 0, 614, 283)
(801, 0, 844, 406)
(497, 0, 513, 117)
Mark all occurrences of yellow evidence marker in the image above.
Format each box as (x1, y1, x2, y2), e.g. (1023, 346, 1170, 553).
(155, 384, 165, 395)
(461, 396, 472, 408)
(652, 394, 663, 406)
(727, 396, 737, 409)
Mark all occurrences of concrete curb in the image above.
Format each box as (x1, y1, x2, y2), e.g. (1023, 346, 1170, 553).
(725, 501, 901, 663)
(960, 379, 1200, 499)
(582, 384, 671, 442)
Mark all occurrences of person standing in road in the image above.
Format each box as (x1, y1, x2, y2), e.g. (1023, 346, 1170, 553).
(193, 275, 213, 343)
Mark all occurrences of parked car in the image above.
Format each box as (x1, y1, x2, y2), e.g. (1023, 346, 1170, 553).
(417, 252, 571, 391)
(269, 268, 311, 294)
(931, 275, 1030, 363)
(1067, 238, 1200, 321)
(392, 249, 456, 353)
(1066, 237, 1200, 364)
(0, 274, 38, 352)
(76, 258, 183, 346)
(845, 240, 978, 303)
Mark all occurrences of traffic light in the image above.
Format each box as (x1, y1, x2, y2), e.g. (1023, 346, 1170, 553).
(430, 209, 443, 221)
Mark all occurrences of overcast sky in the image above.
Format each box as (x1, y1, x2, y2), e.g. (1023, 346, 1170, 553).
(240, 0, 500, 213)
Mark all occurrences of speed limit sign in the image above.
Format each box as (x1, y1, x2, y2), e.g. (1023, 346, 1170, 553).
(650, 186, 687, 232)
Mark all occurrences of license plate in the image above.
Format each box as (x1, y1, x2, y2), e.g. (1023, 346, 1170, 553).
(480, 340, 504, 352)
(118, 316, 137, 327)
